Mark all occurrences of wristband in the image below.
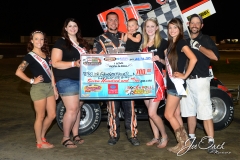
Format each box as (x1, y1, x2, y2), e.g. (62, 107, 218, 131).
(71, 61, 75, 67)
(30, 78, 34, 84)
(195, 43, 201, 50)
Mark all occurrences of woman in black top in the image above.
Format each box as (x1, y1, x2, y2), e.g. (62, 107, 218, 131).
(15, 30, 58, 149)
(164, 18, 197, 154)
(51, 18, 91, 148)
(141, 17, 169, 148)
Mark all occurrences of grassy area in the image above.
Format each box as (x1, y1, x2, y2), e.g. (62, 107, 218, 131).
(211, 59, 240, 75)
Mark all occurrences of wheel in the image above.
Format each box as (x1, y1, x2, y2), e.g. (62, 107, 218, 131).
(56, 100, 102, 136)
(197, 88, 234, 131)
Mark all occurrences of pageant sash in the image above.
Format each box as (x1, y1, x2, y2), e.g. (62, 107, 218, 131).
(142, 47, 165, 101)
(29, 52, 51, 79)
(69, 38, 86, 55)
(165, 56, 186, 95)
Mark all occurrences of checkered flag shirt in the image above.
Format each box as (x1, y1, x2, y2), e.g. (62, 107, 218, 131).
(140, 0, 190, 40)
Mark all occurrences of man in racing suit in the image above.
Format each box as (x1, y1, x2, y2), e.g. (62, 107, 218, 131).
(180, 14, 220, 154)
(93, 12, 139, 146)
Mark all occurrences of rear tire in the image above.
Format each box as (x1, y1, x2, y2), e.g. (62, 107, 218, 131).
(56, 100, 102, 135)
(197, 88, 234, 131)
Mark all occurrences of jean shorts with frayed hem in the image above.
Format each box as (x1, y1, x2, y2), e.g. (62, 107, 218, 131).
(56, 79, 79, 96)
(167, 89, 183, 98)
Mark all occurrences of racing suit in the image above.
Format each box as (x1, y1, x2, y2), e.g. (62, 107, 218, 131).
(93, 31, 138, 138)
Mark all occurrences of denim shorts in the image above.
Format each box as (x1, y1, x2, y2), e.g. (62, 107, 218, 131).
(30, 82, 54, 101)
(167, 89, 182, 98)
(56, 79, 79, 96)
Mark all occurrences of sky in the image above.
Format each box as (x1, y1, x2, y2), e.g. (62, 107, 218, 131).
(0, 0, 238, 43)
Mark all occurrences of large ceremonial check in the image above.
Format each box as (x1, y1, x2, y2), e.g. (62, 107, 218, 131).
(80, 52, 156, 100)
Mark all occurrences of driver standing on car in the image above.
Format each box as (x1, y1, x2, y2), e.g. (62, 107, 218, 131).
(180, 14, 219, 154)
(93, 12, 140, 146)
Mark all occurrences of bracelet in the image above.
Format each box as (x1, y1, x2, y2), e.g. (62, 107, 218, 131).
(71, 61, 75, 67)
(198, 45, 202, 50)
(30, 78, 34, 84)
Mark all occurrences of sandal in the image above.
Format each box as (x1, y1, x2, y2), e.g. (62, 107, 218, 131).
(41, 137, 47, 142)
(157, 137, 169, 148)
(62, 139, 77, 148)
(36, 142, 54, 149)
(73, 135, 84, 145)
(146, 138, 159, 146)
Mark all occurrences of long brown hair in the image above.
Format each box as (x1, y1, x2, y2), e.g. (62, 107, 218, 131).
(142, 17, 162, 49)
(167, 18, 184, 72)
(27, 30, 50, 57)
(61, 18, 90, 51)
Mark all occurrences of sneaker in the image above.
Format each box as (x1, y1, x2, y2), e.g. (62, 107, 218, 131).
(188, 136, 198, 149)
(108, 137, 119, 145)
(128, 137, 140, 146)
(207, 141, 217, 154)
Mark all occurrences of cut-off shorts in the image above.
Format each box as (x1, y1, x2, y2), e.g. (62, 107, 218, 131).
(30, 82, 54, 101)
(56, 79, 79, 96)
(167, 89, 183, 98)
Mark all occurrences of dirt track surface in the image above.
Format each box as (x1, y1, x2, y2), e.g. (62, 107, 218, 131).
(0, 57, 240, 160)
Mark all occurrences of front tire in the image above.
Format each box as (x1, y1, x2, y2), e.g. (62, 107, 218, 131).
(56, 100, 102, 136)
(197, 88, 234, 131)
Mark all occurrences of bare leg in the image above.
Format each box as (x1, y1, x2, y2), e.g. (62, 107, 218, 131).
(41, 95, 56, 139)
(71, 101, 84, 144)
(144, 99, 160, 139)
(72, 100, 84, 136)
(203, 119, 214, 138)
(174, 104, 183, 126)
(164, 94, 181, 131)
(61, 95, 79, 148)
(33, 98, 47, 144)
(148, 99, 167, 139)
(187, 116, 197, 134)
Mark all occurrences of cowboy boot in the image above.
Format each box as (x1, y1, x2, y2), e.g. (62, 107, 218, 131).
(167, 128, 181, 152)
(171, 127, 191, 154)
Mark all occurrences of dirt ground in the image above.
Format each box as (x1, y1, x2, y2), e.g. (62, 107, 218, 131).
(0, 57, 240, 160)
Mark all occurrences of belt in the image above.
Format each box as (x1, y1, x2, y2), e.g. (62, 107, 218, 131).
(188, 75, 207, 79)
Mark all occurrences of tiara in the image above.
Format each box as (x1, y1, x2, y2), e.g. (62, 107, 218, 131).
(144, 17, 159, 23)
(32, 31, 43, 35)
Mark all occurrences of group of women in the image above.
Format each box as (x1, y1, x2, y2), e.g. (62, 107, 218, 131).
(142, 17, 197, 154)
(15, 16, 197, 154)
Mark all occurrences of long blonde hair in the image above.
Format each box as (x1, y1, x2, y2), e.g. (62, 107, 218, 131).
(142, 18, 162, 49)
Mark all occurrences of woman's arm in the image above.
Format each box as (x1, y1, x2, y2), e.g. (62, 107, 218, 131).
(152, 55, 165, 65)
(51, 48, 80, 69)
(51, 68, 59, 100)
(15, 60, 43, 84)
(174, 46, 197, 79)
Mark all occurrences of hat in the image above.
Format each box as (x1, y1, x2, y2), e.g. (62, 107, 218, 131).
(189, 14, 203, 24)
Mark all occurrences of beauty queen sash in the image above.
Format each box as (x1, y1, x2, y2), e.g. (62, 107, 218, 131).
(165, 54, 187, 96)
(29, 52, 51, 79)
(142, 47, 165, 102)
(69, 38, 86, 55)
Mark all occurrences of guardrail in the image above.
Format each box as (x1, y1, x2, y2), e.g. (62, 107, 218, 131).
(217, 44, 240, 50)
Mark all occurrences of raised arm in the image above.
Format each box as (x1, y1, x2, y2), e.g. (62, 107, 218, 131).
(181, 46, 197, 79)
